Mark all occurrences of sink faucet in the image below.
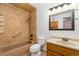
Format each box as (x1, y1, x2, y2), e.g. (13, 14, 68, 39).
(62, 37, 69, 41)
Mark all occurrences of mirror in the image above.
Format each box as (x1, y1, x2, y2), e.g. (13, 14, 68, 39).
(49, 9, 74, 30)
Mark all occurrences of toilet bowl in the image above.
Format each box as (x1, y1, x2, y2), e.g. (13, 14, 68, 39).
(30, 36, 45, 56)
(30, 44, 41, 56)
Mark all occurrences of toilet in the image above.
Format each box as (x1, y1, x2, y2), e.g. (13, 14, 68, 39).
(30, 36, 45, 56)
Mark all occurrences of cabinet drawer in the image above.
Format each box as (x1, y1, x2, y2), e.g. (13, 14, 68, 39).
(47, 50, 61, 56)
(47, 43, 79, 56)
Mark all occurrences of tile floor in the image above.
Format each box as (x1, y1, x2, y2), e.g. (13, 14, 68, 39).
(23, 51, 46, 56)
(40, 51, 47, 56)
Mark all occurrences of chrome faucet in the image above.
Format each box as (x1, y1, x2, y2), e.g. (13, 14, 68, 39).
(62, 37, 69, 41)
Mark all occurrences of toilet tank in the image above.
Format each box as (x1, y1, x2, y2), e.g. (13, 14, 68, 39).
(37, 36, 46, 45)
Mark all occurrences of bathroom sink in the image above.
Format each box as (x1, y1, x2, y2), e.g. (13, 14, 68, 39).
(56, 41, 76, 46)
(47, 37, 79, 50)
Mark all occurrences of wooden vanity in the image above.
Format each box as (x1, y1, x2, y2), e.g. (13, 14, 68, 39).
(47, 38, 79, 56)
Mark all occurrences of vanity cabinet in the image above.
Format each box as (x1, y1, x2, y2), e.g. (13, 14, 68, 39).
(47, 43, 79, 56)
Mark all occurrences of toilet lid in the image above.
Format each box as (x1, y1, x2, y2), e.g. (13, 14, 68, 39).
(30, 44, 41, 50)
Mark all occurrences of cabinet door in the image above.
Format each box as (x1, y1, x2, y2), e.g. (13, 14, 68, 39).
(47, 50, 61, 56)
(47, 43, 79, 56)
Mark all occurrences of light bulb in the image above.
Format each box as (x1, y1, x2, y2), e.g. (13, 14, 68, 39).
(63, 4, 68, 11)
(70, 3, 75, 9)
(48, 10, 52, 15)
(57, 6, 61, 13)
(52, 8, 56, 14)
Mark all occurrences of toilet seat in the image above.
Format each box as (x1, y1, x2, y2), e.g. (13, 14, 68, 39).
(30, 44, 41, 52)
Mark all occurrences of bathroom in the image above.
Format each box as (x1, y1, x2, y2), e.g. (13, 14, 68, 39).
(0, 3, 79, 56)
(30, 3, 79, 56)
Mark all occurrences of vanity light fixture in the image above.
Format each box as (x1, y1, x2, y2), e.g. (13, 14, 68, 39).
(49, 3, 71, 11)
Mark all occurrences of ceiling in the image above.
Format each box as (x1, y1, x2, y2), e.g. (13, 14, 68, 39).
(30, 3, 59, 9)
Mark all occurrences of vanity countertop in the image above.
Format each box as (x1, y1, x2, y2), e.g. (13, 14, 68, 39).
(46, 37, 79, 51)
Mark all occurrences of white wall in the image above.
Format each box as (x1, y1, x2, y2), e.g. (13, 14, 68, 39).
(31, 3, 79, 39)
